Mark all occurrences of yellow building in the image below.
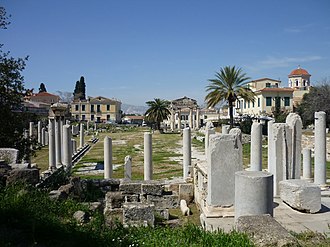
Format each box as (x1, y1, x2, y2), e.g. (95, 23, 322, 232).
(236, 78, 294, 116)
(71, 96, 122, 123)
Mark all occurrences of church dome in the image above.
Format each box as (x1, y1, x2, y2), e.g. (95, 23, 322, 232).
(289, 66, 310, 77)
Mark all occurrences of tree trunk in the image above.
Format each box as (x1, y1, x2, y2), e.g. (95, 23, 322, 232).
(229, 100, 234, 128)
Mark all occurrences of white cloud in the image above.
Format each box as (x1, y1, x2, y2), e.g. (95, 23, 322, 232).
(259, 56, 322, 68)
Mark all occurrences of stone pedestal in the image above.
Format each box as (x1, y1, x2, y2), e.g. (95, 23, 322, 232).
(250, 122, 262, 171)
(183, 127, 191, 179)
(144, 132, 152, 180)
(207, 134, 242, 207)
(314, 111, 326, 185)
(104, 136, 112, 179)
(124, 155, 132, 179)
(279, 179, 321, 213)
(235, 171, 273, 220)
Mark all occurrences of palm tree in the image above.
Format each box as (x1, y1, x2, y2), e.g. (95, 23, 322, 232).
(205, 66, 255, 128)
(145, 98, 171, 131)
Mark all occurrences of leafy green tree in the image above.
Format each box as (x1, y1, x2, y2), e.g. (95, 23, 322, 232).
(0, 7, 36, 161)
(205, 66, 255, 128)
(297, 81, 330, 127)
(73, 76, 86, 100)
(38, 82, 47, 93)
(145, 98, 170, 131)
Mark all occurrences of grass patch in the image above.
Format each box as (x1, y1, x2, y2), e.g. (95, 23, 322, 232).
(0, 183, 254, 247)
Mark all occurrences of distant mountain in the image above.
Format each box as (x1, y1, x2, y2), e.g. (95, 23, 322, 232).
(121, 103, 148, 115)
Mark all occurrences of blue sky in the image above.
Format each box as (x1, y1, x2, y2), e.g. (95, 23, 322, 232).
(2, 0, 330, 106)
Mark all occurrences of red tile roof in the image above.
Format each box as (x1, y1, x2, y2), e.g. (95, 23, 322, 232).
(289, 67, 310, 76)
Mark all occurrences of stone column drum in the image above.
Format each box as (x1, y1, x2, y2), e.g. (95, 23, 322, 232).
(302, 148, 312, 180)
(104, 136, 113, 179)
(250, 122, 262, 171)
(144, 132, 152, 180)
(235, 171, 273, 220)
(183, 127, 191, 179)
(314, 111, 327, 185)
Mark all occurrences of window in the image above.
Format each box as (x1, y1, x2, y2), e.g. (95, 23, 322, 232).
(244, 101, 246, 109)
(275, 83, 279, 87)
(75, 105, 79, 111)
(107, 115, 110, 121)
(75, 115, 79, 120)
(284, 97, 290, 106)
(248, 101, 250, 108)
(252, 101, 255, 107)
(97, 105, 101, 112)
(258, 98, 260, 107)
(266, 83, 271, 88)
(82, 105, 85, 111)
(266, 97, 272, 106)
(91, 105, 94, 112)
(240, 100, 244, 109)
(91, 115, 94, 121)
(82, 115, 85, 120)
(107, 105, 110, 111)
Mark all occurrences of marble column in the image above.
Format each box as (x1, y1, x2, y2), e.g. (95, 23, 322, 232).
(37, 121, 42, 144)
(314, 111, 327, 185)
(189, 108, 193, 128)
(250, 122, 262, 171)
(183, 127, 191, 179)
(196, 108, 200, 129)
(177, 111, 181, 131)
(29, 122, 34, 137)
(302, 148, 312, 180)
(144, 132, 152, 180)
(80, 123, 85, 148)
(41, 127, 46, 146)
(48, 118, 56, 170)
(55, 117, 62, 167)
(267, 120, 275, 172)
(170, 109, 175, 131)
(104, 136, 112, 179)
(62, 124, 72, 171)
